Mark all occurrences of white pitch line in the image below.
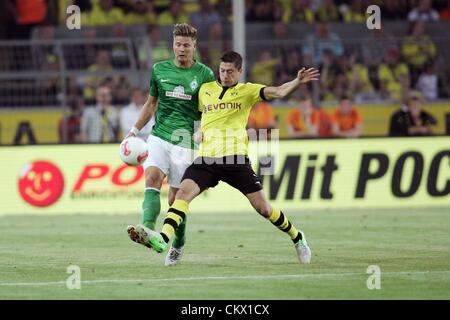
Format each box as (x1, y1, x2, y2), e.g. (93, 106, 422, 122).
(0, 270, 449, 287)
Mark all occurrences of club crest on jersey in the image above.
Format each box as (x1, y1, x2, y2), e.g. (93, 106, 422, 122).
(166, 85, 192, 100)
(190, 78, 198, 91)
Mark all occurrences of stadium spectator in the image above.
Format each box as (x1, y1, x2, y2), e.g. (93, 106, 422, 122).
(158, 0, 189, 26)
(401, 21, 437, 77)
(0, 0, 17, 40)
(416, 61, 438, 101)
(138, 24, 172, 69)
(12, 0, 48, 39)
(247, 101, 278, 140)
(215, 0, 232, 23)
(250, 50, 279, 85)
(382, 0, 407, 20)
(110, 24, 130, 68)
(59, 96, 84, 144)
(319, 49, 344, 101)
(63, 27, 98, 70)
(440, 0, 450, 20)
(82, 49, 115, 104)
(271, 21, 300, 68)
(282, 0, 315, 23)
(33, 25, 59, 69)
(389, 91, 437, 136)
(378, 48, 410, 101)
(302, 21, 343, 66)
(80, 85, 119, 143)
(120, 88, 154, 140)
(246, 0, 282, 22)
(32, 25, 60, 105)
(200, 22, 228, 74)
(189, 0, 221, 30)
(361, 26, 397, 69)
(315, 0, 341, 22)
(278, 48, 303, 86)
(408, 0, 439, 21)
(82, 0, 125, 26)
(342, 0, 369, 23)
(114, 75, 132, 105)
(330, 95, 363, 138)
(123, 0, 157, 25)
(286, 95, 332, 138)
(339, 52, 376, 102)
(66, 76, 82, 97)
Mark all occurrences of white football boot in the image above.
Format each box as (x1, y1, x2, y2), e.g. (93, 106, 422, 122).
(295, 235, 311, 264)
(165, 245, 185, 266)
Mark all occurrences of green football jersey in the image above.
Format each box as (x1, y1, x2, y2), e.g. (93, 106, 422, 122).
(149, 60, 215, 148)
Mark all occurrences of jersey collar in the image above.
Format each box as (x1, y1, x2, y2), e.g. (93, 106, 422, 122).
(216, 79, 239, 89)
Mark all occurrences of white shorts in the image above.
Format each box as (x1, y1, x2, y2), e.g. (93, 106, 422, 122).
(143, 134, 195, 188)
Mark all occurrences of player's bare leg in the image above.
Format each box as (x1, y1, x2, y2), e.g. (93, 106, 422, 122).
(246, 190, 311, 264)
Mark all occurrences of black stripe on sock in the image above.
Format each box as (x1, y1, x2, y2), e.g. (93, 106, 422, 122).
(168, 208, 186, 220)
(292, 232, 302, 244)
(281, 221, 292, 232)
(273, 213, 285, 227)
(161, 233, 169, 243)
(164, 217, 179, 230)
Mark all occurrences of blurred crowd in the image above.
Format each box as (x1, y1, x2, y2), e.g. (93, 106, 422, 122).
(0, 0, 448, 143)
(59, 84, 437, 145)
(2, 0, 450, 37)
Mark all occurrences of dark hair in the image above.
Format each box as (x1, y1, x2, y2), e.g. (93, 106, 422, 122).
(173, 23, 197, 40)
(68, 96, 84, 111)
(220, 51, 243, 70)
(340, 94, 352, 101)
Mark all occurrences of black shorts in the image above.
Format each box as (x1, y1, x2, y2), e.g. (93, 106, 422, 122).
(182, 156, 263, 195)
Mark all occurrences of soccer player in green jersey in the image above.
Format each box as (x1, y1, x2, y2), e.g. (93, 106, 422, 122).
(139, 51, 320, 264)
(125, 23, 215, 266)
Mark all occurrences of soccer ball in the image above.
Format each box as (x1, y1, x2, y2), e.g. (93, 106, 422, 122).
(119, 136, 148, 166)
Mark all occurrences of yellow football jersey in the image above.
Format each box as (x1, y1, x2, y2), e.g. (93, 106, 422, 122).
(198, 81, 266, 158)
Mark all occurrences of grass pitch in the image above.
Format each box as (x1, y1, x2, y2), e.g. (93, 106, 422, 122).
(0, 208, 449, 299)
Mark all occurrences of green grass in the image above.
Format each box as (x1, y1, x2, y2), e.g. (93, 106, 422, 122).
(0, 208, 449, 299)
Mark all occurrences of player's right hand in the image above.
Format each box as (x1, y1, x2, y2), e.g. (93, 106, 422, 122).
(125, 132, 136, 139)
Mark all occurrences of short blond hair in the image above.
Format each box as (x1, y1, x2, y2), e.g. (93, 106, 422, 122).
(173, 23, 197, 40)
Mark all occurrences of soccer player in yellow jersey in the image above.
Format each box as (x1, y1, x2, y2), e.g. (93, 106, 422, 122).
(140, 51, 320, 264)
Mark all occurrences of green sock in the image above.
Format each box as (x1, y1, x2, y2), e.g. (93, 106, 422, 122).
(142, 189, 161, 230)
(172, 218, 187, 248)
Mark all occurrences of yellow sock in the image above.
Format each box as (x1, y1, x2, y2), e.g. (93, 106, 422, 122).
(161, 199, 189, 243)
(269, 207, 302, 243)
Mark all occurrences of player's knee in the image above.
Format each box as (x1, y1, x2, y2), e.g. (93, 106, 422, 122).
(257, 203, 272, 218)
(145, 171, 163, 188)
(168, 190, 176, 206)
(176, 187, 191, 201)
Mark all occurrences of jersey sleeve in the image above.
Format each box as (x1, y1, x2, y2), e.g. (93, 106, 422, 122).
(198, 84, 205, 112)
(149, 65, 158, 97)
(246, 82, 267, 107)
(205, 66, 216, 83)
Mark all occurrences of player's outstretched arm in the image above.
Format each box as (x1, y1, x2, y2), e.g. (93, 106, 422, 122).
(126, 95, 158, 137)
(263, 67, 320, 100)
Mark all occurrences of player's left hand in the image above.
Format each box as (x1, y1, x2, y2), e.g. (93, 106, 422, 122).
(298, 67, 320, 84)
(193, 130, 203, 143)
